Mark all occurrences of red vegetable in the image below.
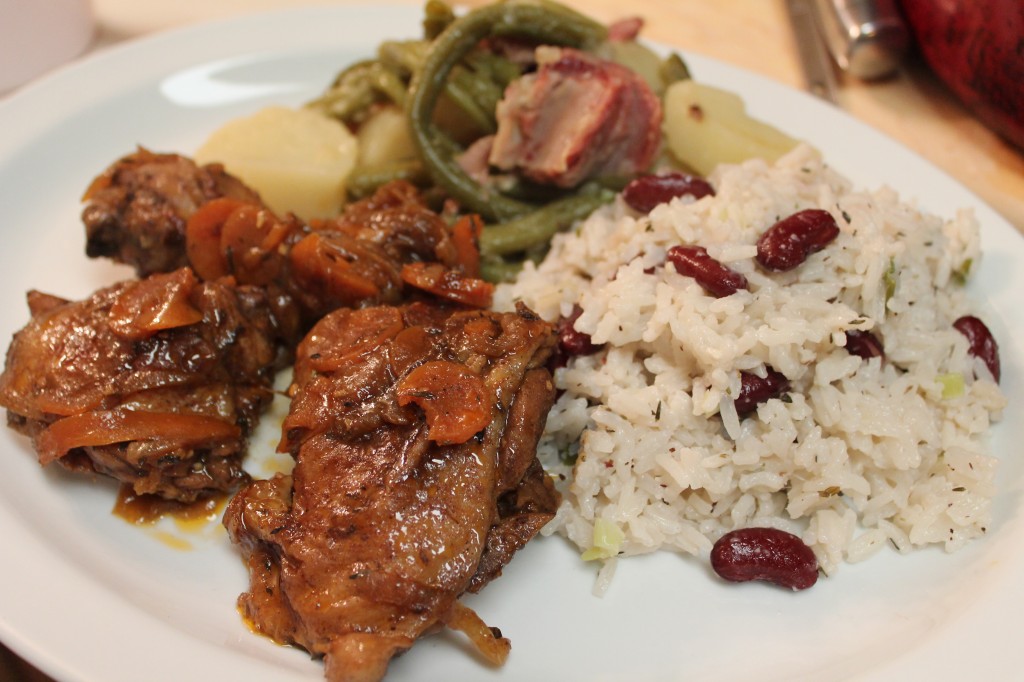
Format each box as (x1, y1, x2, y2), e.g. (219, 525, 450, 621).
(711, 528, 819, 590)
(898, 0, 1024, 151)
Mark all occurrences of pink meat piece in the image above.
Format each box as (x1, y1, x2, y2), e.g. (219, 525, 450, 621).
(488, 46, 662, 189)
(607, 16, 644, 42)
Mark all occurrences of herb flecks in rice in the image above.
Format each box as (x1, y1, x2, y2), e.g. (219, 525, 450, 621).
(494, 145, 1006, 592)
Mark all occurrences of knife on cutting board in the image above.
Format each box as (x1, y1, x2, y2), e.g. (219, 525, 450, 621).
(785, 0, 840, 103)
(813, 0, 909, 80)
(785, 0, 909, 103)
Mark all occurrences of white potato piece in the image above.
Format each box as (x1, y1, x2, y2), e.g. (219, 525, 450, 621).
(663, 79, 800, 176)
(607, 40, 664, 93)
(195, 105, 358, 220)
(355, 105, 418, 170)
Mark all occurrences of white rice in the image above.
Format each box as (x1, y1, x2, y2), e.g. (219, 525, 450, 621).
(494, 144, 1006, 591)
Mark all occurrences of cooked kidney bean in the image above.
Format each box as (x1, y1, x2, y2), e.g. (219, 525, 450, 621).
(557, 305, 602, 358)
(756, 208, 840, 272)
(622, 171, 715, 213)
(953, 315, 1000, 382)
(734, 369, 790, 416)
(711, 527, 818, 590)
(844, 330, 884, 360)
(666, 245, 748, 297)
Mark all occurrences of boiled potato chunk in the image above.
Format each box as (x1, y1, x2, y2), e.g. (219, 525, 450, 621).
(355, 105, 418, 170)
(195, 105, 358, 220)
(663, 80, 799, 176)
(607, 40, 665, 93)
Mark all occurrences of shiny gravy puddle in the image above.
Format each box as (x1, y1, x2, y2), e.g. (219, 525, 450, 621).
(113, 485, 229, 549)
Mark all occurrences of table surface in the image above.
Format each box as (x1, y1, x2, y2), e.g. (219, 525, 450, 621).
(1, 0, 1022, 680)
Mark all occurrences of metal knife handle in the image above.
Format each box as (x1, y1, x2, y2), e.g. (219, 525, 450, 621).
(812, 0, 909, 80)
(786, 0, 840, 103)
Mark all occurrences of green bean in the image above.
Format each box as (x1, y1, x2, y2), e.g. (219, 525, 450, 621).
(443, 65, 499, 134)
(307, 60, 408, 124)
(660, 52, 692, 86)
(479, 255, 528, 283)
(306, 60, 376, 119)
(484, 0, 608, 45)
(377, 40, 430, 79)
(481, 241, 560, 282)
(308, 39, 434, 125)
(346, 160, 430, 198)
(423, 0, 457, 40)
(373, 65, 413, 106)
(407, 0, 608, 222)
(466, 50, 522, 90)
(456, 64, 507, 115)
(441, 50, 524, 135)
(478, 184, 614, 256)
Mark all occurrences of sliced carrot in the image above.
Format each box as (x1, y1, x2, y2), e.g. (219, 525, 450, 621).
(37, 408, 241, 465)
(220, 205, 293, 286)
(108, 268, 203, 340)
(290, 233, 381, 302)
(450, 213, 484, 277)
(186, 197, 247, 280)
(396, 360, 490, 445)
(401, 262, 494, 308)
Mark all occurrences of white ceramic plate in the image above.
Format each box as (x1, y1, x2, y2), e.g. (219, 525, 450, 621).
(0, 5, 1021, 682)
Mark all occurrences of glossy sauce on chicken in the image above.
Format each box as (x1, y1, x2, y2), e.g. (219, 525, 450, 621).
(0, 268, 284, 502)
(224, 301, 558, 682)
(82, 148, 262, 276)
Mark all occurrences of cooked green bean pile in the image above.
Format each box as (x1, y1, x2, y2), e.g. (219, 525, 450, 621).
(306, 0, 688, 281)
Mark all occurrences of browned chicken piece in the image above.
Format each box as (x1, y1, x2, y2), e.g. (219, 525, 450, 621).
(82, 148, 261, 276)
(317, 179, 460, 267)
(224, 300, 558, 682)
(81, 146, 492, 328)
(0, 268, 284, 502)
(487, 46, 662, 188)
(186, 180, 490, 326)
(288, 182, 487, 319)
(79, 149, 491, 327)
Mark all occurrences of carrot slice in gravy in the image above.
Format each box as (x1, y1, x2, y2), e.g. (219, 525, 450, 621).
(290, 232, 382, 302)
(108, 268, 203, 340)
(400, 262, 494, 308)
(37, 409, 242, 465)
(186, 197, 246, 280)
(450, 213, 484, 277)
(396, 360, 490, 445)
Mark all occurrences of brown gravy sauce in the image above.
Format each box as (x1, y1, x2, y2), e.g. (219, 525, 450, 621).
(115, 485, 229, 528)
